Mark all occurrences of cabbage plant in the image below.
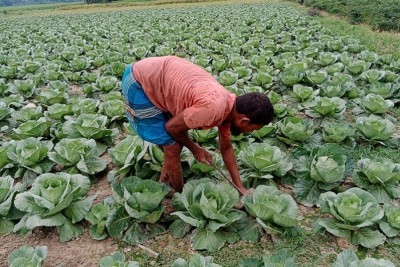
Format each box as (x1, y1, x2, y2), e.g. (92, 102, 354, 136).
(352, 158, 400, 203)
(238, 143, 292, 187)
(46, 103, 73, 120)
(360, 69, 386, 83)
(304, 70, 328, 85)
(106, 176, 169, 245)
(321, 122, 355, 143)
(0, 176, 25, 235)
(61, 114, 117, 142)
(218, 71, 238, 86)
(96, 76, 119, 92)
(100, 99, 125, 121)
(48, 138, 108, 176)
(355, 115, 394, 141)
(308, 97, 346, 117)
(379, 204, 400, 238)
(346, 60, 370, 75)
(239, 250, 296, 267)
(365, 82, 399, 99)
(8, 245, 47, 267)
(171, 178, 243, 251)
(360, 93, 394, 114)
(85, 200, 111, 240)
(277, 117, 315, 144)
(36, 88, 68, 105)
(293, 144, 352, 206)
(14, 173, 94, 242)
(331, 249, 395, 267)
(6, 138, 54, 186)
(107, 135, 146, 182)
(243, 185, 297, 234)
(99, 252, 139, 267)
(172, 254, 221, 267)
(13, 79, 36, 98)
(0, 101, 12, 121)
(288, 84, 318, 104)
(71, 98, 98, 115)
(14, 105, 43, 122)
(315, 188, 385, 248)
(10, 117, 51, 140)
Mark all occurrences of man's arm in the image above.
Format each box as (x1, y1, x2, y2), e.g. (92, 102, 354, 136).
(219, 131, 247, 195)
(165, 112, 213, 165)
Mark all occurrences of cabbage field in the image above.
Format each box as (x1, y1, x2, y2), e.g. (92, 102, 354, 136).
(0, 1, 400, 266)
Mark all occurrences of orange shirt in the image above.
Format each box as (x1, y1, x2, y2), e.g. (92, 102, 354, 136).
(133, 56, 236, 138)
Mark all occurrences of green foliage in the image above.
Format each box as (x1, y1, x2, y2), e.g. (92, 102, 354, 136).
(171, 254, 222, 267)
(8, 245, 47, 267)
(14, 172, 94, 242)
(315, 188, 385, 248)
(99, 252, 139, 267)
(0, 176, 25, 235)
(48, 138, 108, 176)
(239, 250, 296, 267)
(331, 248, 395, 267)
(353, 158, 400, 203)
(171, 178, 243, 251)
(292, 144, 353, 206)
(303, 0, 400, 31)
(243, 185, 298, 235)
(106, 176, 169, 245)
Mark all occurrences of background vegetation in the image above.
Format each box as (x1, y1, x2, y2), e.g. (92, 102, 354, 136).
(287, 0, 400, 32)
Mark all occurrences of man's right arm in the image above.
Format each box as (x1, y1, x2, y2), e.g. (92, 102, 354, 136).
(165, 112, 213, 165)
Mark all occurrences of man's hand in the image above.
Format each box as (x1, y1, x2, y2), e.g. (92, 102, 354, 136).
(193, 146, 213, 166)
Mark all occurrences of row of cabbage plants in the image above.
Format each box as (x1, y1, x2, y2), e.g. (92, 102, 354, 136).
(6, 245, 397, 267)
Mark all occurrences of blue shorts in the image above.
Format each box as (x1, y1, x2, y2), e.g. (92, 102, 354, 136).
(121, 64, 175, 146)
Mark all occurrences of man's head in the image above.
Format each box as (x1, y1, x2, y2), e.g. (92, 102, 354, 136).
(230, 92, 274, 136)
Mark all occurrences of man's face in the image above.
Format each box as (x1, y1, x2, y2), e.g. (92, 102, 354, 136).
(231, 122, 263, 136)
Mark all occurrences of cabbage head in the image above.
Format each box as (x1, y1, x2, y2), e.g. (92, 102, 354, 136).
(316, 188, 385, 248)
(8, 245, 47, 267)
(0, 176, 25, 235)
(171, 178, 243, 251)
(238, 143, 292, 181)
(277, 117, 314, 143)
(293, 144, 352, 207)
(99, 252, 139, 267)
(106, 176, 169, 245)
(331, 249, 395, 267)
(172, 254, 221, 267)
(355, 115, 394, 141)
(353, 158, 400, 203)
(48, 138, 108, 175)
(7, 138, 54, 186)
(243, 185, 297, 234)
(322, 122, 355, 143)
(14, 173, 94, 242)
(379, 204, 400, 238)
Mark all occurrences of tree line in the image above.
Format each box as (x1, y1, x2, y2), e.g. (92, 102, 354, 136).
(0, 0, 113, 7)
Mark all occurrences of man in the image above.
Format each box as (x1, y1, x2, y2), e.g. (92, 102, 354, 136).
(122, 56, 274, 195)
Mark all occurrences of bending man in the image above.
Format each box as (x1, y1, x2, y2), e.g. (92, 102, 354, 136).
(121, 56, 274, 194)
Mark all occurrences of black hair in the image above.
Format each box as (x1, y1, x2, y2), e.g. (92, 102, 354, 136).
(235, 92, 274, 125)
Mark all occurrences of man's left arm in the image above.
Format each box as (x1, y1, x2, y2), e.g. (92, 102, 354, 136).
(218, 126, 247, 195)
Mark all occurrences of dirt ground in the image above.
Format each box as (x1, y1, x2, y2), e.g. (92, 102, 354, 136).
(0, 175, 118, 267)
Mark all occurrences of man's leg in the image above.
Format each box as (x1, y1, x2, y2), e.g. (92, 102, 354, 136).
(161, 143, 184, 192)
